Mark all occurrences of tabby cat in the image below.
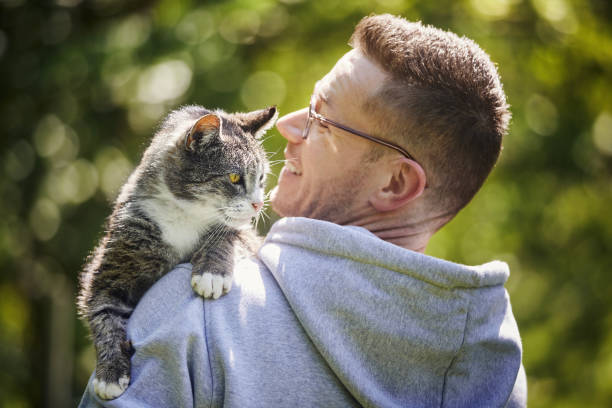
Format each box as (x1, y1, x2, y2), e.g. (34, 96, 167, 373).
(78, 105, 277, 400)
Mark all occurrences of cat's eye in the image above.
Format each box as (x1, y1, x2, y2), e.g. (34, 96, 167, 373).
(229, 173, 241, 184)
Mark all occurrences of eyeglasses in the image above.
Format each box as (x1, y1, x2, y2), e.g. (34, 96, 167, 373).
(302, 95, 418, 162)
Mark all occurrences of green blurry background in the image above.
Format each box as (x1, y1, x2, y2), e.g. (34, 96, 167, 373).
(0, 0, 610, 406)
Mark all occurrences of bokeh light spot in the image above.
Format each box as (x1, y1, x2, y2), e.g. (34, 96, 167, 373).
(241, 71, 286, 110)
(127, 103, 166, 134)
(106, 14, 151, 50)
(34, 115, 67, 157)
(4, 140, 35, 181)
(94, 147, 134, 200)
(525, 94, 558, 136)
(175, 10, 214, 44)
(33, 115, 80, 165)
(531, 0, 569, 22)
(44, 159, 99, 205)
(258, 6, 289, 38)
(29, 198, 61, 241)
(470, 0, 519, 19)
(137, 60, 193, 104)
(592, 112, 612, 156)
(219, 10, 260, 44)
(196, 38, 237, 69)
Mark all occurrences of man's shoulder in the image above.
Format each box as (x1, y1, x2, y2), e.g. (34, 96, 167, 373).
(127, 263, 200, 343)
(127, 257, 270, 342)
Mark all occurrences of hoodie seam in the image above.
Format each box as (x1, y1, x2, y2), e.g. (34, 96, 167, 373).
(266, 238, 486, 290)
(440, 298, 470, 408)
(202, 299, 215, 408)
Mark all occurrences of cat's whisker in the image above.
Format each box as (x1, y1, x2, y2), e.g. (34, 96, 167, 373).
(267, 159, 287, 165)
(208, 221, 226, 241)
(260, 134, 279, 144)
(254, 214, 261, 231)
(204, 224, 221, 245)
(266, 147, 283, 157)
(207, 223, 228, 249)
(264, 172, 280, 179)
(257, 208, 271, 229)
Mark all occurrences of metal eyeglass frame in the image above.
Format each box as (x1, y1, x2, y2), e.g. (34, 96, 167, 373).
(302, 95, 418, 162)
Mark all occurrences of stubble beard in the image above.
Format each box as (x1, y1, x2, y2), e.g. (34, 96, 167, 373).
(271, 164, 370, 225)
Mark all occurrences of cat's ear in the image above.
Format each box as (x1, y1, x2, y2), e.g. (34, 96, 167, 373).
(237, 106, 278, 139)
(185, 113, 221, 151)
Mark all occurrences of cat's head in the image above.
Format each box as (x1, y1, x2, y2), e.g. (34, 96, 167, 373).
(163, 105, 277, 229)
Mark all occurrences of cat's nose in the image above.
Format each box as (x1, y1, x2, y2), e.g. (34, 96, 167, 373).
(251, 202, 263, 212)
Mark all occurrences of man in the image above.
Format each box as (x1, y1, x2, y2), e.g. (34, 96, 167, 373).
(80, 14, 526, 407)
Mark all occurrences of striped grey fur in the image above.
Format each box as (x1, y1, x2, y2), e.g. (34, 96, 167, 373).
(77, 105, 276, 400)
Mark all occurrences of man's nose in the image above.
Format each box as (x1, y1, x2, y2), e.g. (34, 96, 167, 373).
(276, 107, 308, 144)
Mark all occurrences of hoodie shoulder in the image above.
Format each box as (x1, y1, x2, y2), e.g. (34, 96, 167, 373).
(442, 285, 524, 407)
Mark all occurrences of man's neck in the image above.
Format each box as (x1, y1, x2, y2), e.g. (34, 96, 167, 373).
(344, 208, 450, 253)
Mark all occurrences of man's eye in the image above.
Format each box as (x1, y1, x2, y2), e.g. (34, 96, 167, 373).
(229, 173, 241, 184)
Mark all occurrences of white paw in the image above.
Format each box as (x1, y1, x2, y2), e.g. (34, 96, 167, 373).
(93, 375, 129, 400)
(191, 273, 232, 299)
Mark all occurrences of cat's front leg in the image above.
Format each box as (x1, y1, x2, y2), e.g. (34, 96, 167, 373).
(89, 309, 134, 399)
(190, 226, 239, 299)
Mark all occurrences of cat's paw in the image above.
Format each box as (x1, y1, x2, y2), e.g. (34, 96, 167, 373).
(93, 375, 129, 400)
(191, 272, 232, 299)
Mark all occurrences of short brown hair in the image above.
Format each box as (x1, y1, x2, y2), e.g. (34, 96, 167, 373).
(350, 14, 510, 214)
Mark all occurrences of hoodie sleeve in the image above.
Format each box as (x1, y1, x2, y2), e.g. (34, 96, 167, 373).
(77, 266, 215, 408)
(441, 286, 525, 408)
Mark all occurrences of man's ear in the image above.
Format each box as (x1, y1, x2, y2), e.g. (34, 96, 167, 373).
(185, 113, 221, 151)
(369, 158, 427, 212)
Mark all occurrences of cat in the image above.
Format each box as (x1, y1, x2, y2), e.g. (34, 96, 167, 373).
(77, 104, 277, 400)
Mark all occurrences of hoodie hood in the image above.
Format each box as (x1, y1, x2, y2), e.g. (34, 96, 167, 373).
(258, 217, 513, 407)
(264, 217, 509, 289)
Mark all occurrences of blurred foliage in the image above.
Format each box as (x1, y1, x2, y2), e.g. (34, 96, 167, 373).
(0, 0, 610, 406)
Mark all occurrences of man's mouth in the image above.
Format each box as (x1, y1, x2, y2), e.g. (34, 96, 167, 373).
(285, 161, 302, 176)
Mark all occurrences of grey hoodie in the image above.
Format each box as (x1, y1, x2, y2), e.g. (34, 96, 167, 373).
(79, 217, 526, 407)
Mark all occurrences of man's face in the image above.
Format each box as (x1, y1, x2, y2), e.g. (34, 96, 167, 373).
(270, 49, 388, 224)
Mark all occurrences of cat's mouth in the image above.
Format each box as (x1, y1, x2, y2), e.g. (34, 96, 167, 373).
(285, 161, 302, 176)
(227, 218, 253, 228)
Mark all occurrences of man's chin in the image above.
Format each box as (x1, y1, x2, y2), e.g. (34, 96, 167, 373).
(269, 188, 292, 218)
(270, 200, 296, 219)
(270, 194, 303, 219)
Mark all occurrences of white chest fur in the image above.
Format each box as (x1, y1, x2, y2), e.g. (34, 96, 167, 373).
(140, 185, 221, 259)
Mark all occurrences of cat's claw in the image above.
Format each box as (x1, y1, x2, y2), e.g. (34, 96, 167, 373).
(191, 273, 232, 299)
(93, 375, 129, 400)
